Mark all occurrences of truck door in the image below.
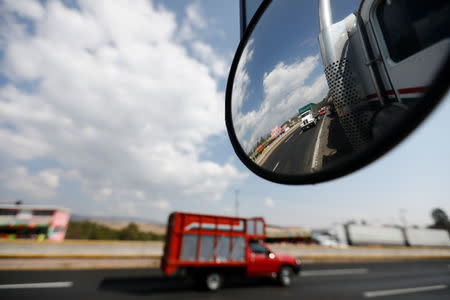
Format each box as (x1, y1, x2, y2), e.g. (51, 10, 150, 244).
(246, 240, 278, 276)
(368, 0, 450, 103)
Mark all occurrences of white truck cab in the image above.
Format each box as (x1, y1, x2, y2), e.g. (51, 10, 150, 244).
(300, 110, 317, 131)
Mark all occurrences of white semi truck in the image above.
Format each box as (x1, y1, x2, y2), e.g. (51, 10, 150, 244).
(318, 0, 450, 150)
(300, 110, 317, 131)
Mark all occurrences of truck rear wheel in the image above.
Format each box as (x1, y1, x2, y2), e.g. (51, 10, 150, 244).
(204, 272, 223, 291)
(278, 266, 293, 287)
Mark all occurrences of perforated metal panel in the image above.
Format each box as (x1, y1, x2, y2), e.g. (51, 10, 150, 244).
(324, 58, 372, 151)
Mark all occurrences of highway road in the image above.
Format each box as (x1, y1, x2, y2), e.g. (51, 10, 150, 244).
(1, 260, 448, 299)
(262, 122, 319, 174)
(261, 113, 352, 174)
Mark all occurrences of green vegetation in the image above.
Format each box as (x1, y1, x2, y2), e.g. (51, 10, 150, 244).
(66, 220, 165, 241)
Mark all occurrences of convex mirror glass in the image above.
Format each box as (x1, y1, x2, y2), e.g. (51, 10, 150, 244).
(226, 0, 450, 184)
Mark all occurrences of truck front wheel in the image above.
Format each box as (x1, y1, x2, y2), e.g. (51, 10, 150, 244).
(278, 266, 293, 287)
(204, 272, 223, 291)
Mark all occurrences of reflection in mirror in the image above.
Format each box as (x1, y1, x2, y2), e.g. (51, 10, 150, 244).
(230, 0, 450, 176)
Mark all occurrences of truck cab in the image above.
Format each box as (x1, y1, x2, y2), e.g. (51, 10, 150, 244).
(300, 109, 317, 131)
(247, 239, 300, 285)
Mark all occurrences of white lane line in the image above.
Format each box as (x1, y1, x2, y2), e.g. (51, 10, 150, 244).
(272, 161, 280, 172)
(363, 284, 447, 298)
(300, 268, 368, 277)
(311, 118, 326, 170)
(284, 135, 293, 143)
(0, 282, 73, 289)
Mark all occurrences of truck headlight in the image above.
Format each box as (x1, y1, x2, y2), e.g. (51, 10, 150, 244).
(296, 257, 302, 265)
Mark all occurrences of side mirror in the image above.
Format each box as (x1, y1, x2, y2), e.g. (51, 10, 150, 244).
(226, 0, 450, 184)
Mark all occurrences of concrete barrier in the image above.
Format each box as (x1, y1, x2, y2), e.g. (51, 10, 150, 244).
(0, 240, 164, 257)
(1, 241, 450, 269)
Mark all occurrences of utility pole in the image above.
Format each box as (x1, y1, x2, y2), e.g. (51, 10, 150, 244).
(234, 190, 240, 217)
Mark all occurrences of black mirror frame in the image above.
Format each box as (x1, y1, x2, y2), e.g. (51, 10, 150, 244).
(225, 0, 450, 185)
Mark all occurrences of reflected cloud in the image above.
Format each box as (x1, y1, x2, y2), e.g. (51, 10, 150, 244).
(233, 50, 328, 153)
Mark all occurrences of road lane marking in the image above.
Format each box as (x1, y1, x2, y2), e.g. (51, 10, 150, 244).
(0, 281, 73, 289)
(311, 117, 326, 170)
(272, 162, 279, 172)
(363, 284, 447, 298)
(284, 135, 293, 143)
(300, 268, 368, 277)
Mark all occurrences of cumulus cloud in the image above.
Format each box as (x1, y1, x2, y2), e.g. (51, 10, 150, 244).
(0, 0, 246, 218)
(190, 41, 228, 78)
(232, 41, 328, 152)
(2, 0, 45, 20)
(264, 197, 274, 208)
(178, 1, 206, 42)
(0, 166, 61, 199)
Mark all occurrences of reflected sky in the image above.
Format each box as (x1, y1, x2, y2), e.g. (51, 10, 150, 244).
(232, 0, 359, 154)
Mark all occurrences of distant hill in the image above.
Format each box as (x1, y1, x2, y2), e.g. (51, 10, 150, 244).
(70, 214, 166, 235)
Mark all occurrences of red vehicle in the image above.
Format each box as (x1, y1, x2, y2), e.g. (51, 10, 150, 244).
(161, 212, 301, 290)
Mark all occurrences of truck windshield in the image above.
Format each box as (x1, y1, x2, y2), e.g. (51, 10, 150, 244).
(249, 240, 270, 254)
(301, 111, 311, 118)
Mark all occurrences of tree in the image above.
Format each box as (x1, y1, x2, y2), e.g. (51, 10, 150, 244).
(429, 208, 450, 232)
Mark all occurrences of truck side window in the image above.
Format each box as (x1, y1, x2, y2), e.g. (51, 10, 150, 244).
(216, 236, 230, 262)
(231, 236, 246, 261)
(376, 0, 450, 62)
(180, 234, 198, 261)
(256, 220, 264, 235)
(247, 220, 255, 234)
(199, 235, 214, 262)
(249, 240, 269, 255)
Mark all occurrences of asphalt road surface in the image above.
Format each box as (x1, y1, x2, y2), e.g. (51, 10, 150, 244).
(261, 113, 352, 174)
(1, 260, 448, 300)
(262, 120, 321, 174)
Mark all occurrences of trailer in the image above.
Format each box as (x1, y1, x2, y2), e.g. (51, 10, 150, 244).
(161, 212, 301, 290)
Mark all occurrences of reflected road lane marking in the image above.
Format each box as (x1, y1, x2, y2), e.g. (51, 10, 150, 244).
(284, 135, 293, 143)
(273, 162, 279, 171)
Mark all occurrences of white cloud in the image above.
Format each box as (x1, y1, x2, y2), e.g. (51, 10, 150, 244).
(0, 0, 246, 218)
(178, 1, 207, 42)
(191, 41, 228, 78)
(264, 197, 274, 208)
(2, 0, 45, 20)
(233, 47, 328, 152)
(0, 166, 60, 199)
(151, 200, 170, 210)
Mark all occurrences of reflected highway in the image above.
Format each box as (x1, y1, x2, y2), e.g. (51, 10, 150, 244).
(1, 260, 449, 299)
(261, 113, 352, 174)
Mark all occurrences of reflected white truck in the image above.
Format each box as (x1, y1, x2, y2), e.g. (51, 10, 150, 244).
(300, 110, 317, 131)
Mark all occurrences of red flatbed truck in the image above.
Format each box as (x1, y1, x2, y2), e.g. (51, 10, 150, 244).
(161, 212, 301, 290)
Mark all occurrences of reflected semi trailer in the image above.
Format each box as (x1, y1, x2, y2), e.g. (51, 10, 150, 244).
(161, 212, 301, 291)
(318, 0, 450, 150)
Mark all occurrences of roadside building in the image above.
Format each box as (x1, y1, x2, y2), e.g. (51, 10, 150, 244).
(0, 204, 70, 241)
(271, 126, 282, 139)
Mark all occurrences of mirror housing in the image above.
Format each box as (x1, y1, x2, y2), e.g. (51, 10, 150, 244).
(226, 0, 450, 184)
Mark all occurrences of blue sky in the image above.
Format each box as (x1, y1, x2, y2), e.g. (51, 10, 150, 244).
(0, 0, 448, 228)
